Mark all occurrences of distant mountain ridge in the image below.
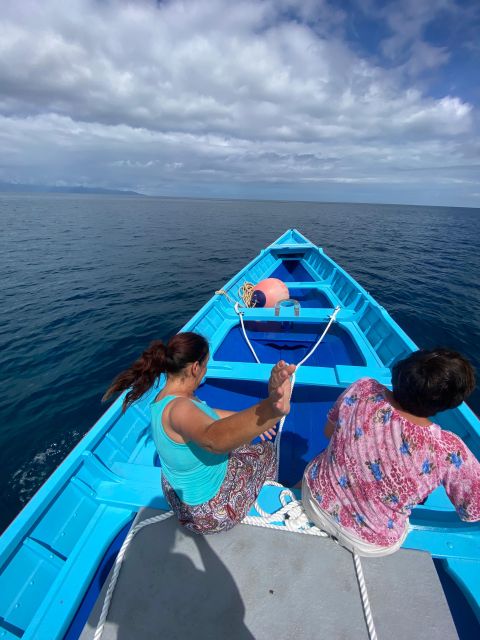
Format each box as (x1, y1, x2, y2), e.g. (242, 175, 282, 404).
(0, 182, 142, 196)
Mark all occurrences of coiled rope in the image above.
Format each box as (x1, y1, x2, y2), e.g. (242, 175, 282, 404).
(216, 281, 256, 308)
(246, 480, 327, 535)
(238, 281, 255, 307)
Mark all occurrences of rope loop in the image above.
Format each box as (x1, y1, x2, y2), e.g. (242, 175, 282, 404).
(215, 289, 235, 304)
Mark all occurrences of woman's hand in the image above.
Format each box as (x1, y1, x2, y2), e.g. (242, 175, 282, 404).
(260, 426, 277, 442)
(268, 360, 296, 417)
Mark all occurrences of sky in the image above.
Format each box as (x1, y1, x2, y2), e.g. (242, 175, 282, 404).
(1, 0, 479, 207)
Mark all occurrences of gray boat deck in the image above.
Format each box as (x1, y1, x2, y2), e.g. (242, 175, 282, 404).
(81, 508, 459, 640)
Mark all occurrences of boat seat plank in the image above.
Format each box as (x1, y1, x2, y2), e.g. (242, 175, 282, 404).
(81, 508, 459, 640)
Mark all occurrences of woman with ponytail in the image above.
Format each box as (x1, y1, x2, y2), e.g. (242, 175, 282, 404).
(104, 331, 295, 534)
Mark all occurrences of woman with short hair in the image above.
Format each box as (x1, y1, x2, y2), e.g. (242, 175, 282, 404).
(302, 348, 480, 556)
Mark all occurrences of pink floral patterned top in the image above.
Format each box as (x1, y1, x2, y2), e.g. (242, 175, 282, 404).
(304, 377, 480, 547)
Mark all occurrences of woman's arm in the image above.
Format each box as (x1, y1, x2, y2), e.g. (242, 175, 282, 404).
(214, 409, 276, 441)
(324, 418, 336, 439)
(213, 408, 237, 419)
(439, 430, 480, 522)
(170, 361, 296, 453)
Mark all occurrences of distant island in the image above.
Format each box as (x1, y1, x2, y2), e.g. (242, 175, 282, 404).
(0, 182, 142, 196)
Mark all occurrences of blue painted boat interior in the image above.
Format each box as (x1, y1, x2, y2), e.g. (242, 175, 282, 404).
(197, 379, 336, 486)
(214, 321, 365, 367)
(0, 228, 479, 639)
(270, 259, 314, 282)
(288, 286, 331, 308)
(63, 520, 133, 640)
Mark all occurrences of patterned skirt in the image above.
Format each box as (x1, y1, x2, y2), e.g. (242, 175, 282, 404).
(161, 441, 277, 534)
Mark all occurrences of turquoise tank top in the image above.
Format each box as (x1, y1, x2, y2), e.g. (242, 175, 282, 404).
(151, 395, 228, 506)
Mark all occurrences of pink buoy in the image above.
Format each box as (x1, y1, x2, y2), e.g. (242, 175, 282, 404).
(251, 278, 289, 308)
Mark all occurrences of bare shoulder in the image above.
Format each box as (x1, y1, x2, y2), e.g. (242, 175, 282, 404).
(168, 397, 204, 419)
(168, 397, 215, 437)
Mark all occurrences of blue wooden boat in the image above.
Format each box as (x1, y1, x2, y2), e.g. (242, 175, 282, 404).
(0, 229, 479, 639)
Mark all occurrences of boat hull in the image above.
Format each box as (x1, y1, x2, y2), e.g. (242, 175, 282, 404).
(1, 228, 479, 638)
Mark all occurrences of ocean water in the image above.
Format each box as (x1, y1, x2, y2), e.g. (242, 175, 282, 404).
(1, 194, 479, 532)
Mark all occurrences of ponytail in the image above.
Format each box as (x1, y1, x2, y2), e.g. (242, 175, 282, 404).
(103, 332, 209, 411)
(102, 340, 167, 411)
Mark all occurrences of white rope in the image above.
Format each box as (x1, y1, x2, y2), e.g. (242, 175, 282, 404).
(353, 552, 378, 640)
(233, 299, 342, 479)
(95, 487, 377, 640)
(233, 302, 342, 451)
(274, 305, 341, 470)
(94, 511, 174, 640)
(245, 481, 377, 640)
(247, 481, 329, 536)
(297, 306, 342, 369)
(235, 301, 260, 363)
(242, 519, 378, 640)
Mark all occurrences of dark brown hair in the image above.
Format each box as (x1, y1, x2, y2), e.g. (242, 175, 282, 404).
(392, 348, 476, 417)
(103, 332, 209, 411)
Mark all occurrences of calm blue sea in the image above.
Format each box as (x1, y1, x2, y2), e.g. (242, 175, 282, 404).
(1, 194, 479, 532)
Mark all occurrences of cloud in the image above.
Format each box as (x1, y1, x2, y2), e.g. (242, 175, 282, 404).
(378, 0, 454, 61)
(0, 0, 478, 205)
(363, 0, 479, 80)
